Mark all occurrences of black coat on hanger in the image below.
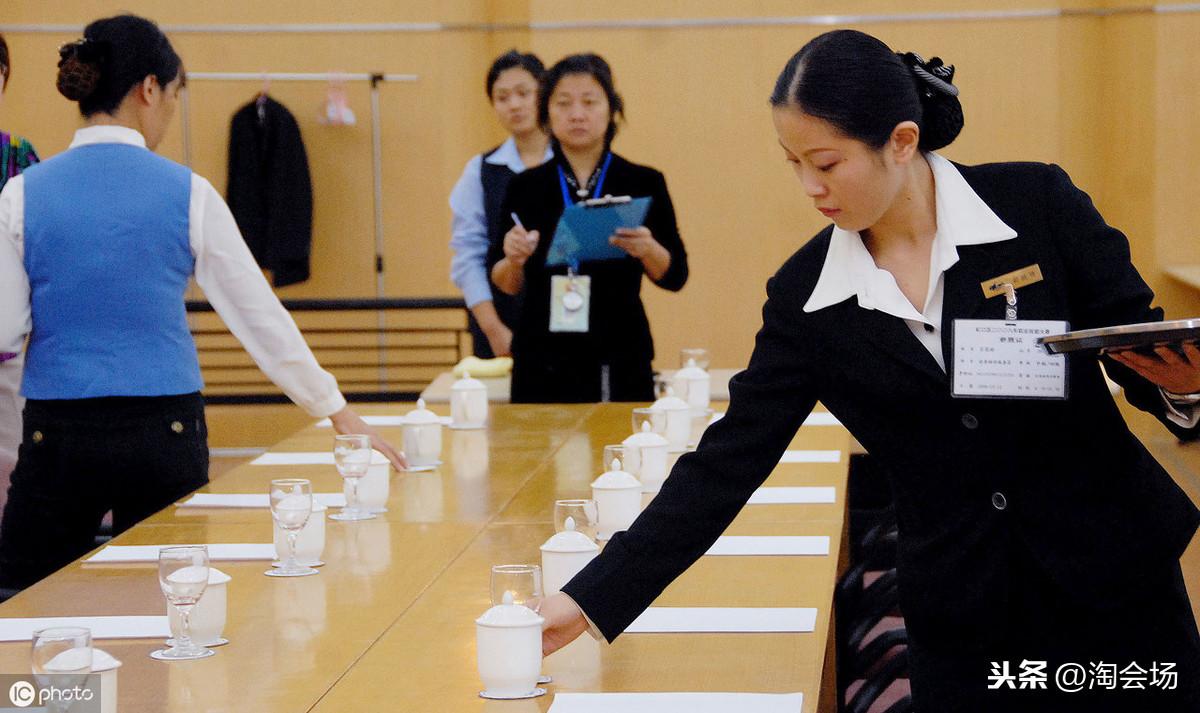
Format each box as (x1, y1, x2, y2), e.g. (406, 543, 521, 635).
(226, 95, 314, 287)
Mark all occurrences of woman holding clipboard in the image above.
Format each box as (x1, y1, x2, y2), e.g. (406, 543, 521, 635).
(490, 53, 688, 403)
(534, 31, 1200, 712)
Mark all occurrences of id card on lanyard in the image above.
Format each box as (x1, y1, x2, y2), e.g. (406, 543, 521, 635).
(951, 281, 1068, 399)
(548, 154, 612, 334)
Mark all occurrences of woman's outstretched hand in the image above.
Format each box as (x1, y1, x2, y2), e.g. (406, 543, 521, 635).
(535, 592, 591, 656)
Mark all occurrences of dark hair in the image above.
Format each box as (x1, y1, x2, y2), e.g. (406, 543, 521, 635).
(770, 30, 963, 152)
(0, 34, 9, 90)
(486, 50, 544, 99)
(538, 53, 625, 146)
(56, 14, 182, 117)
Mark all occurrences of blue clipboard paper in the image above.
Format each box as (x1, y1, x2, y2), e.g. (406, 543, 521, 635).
(545, 196, 653, 267)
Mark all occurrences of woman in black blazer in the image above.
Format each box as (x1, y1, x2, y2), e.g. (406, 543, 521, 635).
(490, 54, 688, 403)
(538, 31, 1200, 712)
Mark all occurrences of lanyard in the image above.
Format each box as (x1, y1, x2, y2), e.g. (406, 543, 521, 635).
(557, 152, 613, 206)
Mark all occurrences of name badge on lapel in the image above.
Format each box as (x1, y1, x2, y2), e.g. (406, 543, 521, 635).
(953, 274, 1068, 399)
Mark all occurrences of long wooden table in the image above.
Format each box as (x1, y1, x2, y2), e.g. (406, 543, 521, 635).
(0, 402, 851, 712)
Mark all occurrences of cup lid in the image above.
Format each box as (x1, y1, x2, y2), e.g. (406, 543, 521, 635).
(404, 398, 441, 424)
(369, 449, 391, 465)
(622, 421, 669, 448)
(651, 388, 690, 412)
(674, 359, 708, 380)
(206, 566, 232, 585)
(540, 517, 600, 553)
(91, 648, 122, 672)
(475, 592, 545, 628)
(451, 371, 486, 390)
(43, 647, 93, 673)
(591, 458, 641, 490)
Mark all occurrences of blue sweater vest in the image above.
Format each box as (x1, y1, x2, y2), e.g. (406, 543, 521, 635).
(22, 143, 203, 399)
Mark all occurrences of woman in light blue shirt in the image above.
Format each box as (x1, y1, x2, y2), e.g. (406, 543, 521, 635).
(448, 50, 551, 358)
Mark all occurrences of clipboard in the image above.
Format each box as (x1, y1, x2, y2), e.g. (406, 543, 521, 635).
(545, 195, 652, 267)
(1037, 318, 1200, 355)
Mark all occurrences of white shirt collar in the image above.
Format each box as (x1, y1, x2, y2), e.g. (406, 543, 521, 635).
(69, 125, 148, 149)
(483, 135, 552, 173)
(803, 152, 1017, 316)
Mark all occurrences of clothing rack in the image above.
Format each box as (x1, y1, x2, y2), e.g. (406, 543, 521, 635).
(180, 71, 419, 385)
(181, 71, 417, 301)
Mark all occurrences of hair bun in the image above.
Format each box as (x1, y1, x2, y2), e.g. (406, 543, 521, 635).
(898, 52, 957, 98)
(897, 51, 963, 151)
(56, 38, 107, 102)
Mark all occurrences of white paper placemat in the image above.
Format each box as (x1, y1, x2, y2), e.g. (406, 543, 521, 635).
(549, 692, 804, 713)
(250, 451, 393, 466)
(0, 617, 170, 642)
(747, 487, 836, 505)
(705, 536, 829, 557)
(779, 450, 841, 464)
(625, 607, 816, 633)
(803, 412, 841, 426)
(178, 493, 347, 509)
(85, 544, 277, 563)
(709, 411, 840, 427)
(314, 415, 451, 427)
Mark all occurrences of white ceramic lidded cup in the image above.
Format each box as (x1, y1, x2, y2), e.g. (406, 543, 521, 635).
(166, 566, 230, 646)
(672, 358, 711, 411)
(650, 389, 692, 452)
(590, 459, 642, 541)
(274, 501, 326, 565)
(622, 421, 670, 493)
(402, 399, 443, 468)
(475, 591, 545, 699)
(352, 449, 392, 512)
(450, 371, 489, 429)
(91, 648, 121, 713)
(540, 517, 600, 593)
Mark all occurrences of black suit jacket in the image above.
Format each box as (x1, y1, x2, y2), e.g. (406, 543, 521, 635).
(226, 97, 314, 287)
(562, 161, 1200, 648)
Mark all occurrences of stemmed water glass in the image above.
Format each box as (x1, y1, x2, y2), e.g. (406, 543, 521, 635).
(601, 444, 626, 473)
(267, 478, 319, 577)
(151, 546, 215, 660)
(32, 625, 92, 710)
(330, 434, 376, 521)
(553, 499, 599, 541)
(489, 564, 543, 609)
(680, 348, 710, 370)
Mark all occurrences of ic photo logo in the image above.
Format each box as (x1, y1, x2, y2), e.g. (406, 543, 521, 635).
(8, 680, 35, 707)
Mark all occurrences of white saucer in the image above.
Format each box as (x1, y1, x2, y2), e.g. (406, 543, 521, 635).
(271, 560, 325, 568)
(479, 687, 546, 700)
(149, 647, 216, 661)
(165, 637, 229, 647)
(403, 463, 441, 472)
(448, 423, 485, 430)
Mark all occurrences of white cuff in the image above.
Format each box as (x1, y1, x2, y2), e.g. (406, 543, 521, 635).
(1160, 387, 1200, 429)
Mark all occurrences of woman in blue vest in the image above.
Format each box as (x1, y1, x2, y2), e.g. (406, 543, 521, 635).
(448, 50, 551, 359)
(0, 33, 40, 499)
(0, 14, 404, 591)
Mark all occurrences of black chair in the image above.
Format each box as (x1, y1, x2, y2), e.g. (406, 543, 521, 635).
(845, 648, 912, 713)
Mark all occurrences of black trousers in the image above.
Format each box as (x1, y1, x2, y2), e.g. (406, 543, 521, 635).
(0, 393, 209, 591)
(908, 536, 1200, 712)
